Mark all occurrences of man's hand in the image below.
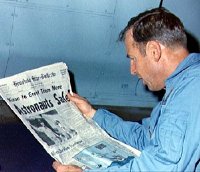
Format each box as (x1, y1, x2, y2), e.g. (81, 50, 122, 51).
(67, 93, 96, 118)
(52, 161, 83, 172)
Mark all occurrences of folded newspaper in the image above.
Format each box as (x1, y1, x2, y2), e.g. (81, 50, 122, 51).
(0, 62, 141, 170)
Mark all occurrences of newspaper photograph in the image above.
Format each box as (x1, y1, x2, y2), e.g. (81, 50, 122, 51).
(0, 62, 141, 170)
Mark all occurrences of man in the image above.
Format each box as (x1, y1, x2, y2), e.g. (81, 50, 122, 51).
(53, 7, 200, 171)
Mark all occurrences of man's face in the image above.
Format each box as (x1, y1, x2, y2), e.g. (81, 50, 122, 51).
(124, 30, 165, 91)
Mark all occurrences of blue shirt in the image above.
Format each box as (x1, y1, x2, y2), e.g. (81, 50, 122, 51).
(85, 53, 200, 172)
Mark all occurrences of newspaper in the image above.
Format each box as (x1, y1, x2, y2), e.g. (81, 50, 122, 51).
(0, 62, 141, 170)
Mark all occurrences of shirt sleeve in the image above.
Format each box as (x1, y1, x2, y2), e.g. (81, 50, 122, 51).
(87, 107, 190, 172)
(92, 109, 150, 150)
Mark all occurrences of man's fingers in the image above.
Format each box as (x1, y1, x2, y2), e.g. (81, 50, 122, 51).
(66, 92, 96, 118)
(52, 161, 61, 170)
(52, 161, 70, 172)
(52, 161, 83, 172)
(67, 93, 86, 103)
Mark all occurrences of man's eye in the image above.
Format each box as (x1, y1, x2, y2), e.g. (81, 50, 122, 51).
(127, 55, 136, 62)
(131, 57, 136, 62)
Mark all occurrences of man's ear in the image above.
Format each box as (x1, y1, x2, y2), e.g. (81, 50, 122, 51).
(146, 41, 161, 62)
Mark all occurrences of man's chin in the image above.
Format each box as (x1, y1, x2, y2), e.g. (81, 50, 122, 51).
(142, 80, 159, 91)
(145, 83, 155, 91)
(147, 85, 164, 92)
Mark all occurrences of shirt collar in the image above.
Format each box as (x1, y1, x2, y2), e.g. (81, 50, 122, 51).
(165, 53, 200, 89)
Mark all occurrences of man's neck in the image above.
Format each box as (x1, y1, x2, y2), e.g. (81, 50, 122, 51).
(162, 47, 189, 79)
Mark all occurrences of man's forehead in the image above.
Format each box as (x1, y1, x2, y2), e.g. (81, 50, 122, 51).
(125, 29, 137, 48)
(125, 29, 133, 39)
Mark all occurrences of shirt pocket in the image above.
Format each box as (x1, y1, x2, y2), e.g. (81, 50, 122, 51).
(155, 110, 188, 164)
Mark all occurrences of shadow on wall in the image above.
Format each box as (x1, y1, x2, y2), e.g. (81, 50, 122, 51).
(186, 31, 200, 53)
(68, 70, 77, 93)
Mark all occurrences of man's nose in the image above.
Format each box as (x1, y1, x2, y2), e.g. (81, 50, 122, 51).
(130, 60, 137, 75)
